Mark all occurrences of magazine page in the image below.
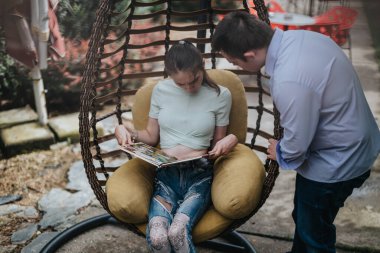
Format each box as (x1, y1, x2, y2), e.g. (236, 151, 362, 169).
(160, 154, 209, 167)
(119, 142, 177, 167)
(119, 143, 208, 167)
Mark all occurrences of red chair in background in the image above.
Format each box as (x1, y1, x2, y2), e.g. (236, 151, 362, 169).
(315, 6, 358, 59)
(266, 0, 286, 13)
(296, 22, 339, 38)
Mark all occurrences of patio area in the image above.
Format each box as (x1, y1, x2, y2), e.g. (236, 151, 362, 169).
(0, 0, 379, 252)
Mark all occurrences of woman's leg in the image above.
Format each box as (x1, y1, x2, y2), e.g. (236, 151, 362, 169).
(148, 215, 170, 253)
(147, 174, 179, 252)
(168, 175, 212, 253)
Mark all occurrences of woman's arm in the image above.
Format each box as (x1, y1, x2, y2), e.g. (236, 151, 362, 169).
(114, 117, 160, 146)
(208, 126, 238, 159)
(210, 126, 227, 148)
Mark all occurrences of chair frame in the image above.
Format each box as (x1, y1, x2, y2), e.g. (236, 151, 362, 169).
(295, 22, 340, 40)
(315, 5, 358, 59)
(41, 0, 282, 252)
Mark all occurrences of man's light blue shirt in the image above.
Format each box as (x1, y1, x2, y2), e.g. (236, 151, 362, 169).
(265, 28, 380, 183)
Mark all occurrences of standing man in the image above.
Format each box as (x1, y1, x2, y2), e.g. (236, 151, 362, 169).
(212, 11, 380, 253)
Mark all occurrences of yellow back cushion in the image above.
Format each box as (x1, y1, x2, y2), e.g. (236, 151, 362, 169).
(132, 69, 247, 143)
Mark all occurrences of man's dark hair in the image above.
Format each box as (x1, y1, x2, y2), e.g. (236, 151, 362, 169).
(212, 11, 274, 60)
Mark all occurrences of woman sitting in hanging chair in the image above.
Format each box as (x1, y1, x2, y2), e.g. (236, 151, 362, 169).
(114, 40, 239, 252)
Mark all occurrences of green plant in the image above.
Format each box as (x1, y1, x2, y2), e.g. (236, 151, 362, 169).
(56, 0, 99, 40)
(0, 30, 34, 110)
(41, 62, 80, 115)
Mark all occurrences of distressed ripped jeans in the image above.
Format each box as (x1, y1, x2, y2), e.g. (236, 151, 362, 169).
(146, 158, 213, 253)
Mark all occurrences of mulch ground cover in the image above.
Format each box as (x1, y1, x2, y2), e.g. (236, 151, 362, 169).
(0, 145, 81, 252)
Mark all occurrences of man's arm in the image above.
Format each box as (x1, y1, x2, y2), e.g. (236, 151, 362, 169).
(271, 82, 321, 169)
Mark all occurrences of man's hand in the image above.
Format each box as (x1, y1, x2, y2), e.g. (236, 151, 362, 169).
(267, 138, 278, 161)
(208, 134, 238, 159)
(114, 125, 132, 146)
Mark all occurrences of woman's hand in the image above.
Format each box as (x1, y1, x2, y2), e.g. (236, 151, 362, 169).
(208, 134, 238, 159)
(115, 124, 133, 146)
(267, 138, 278, 160)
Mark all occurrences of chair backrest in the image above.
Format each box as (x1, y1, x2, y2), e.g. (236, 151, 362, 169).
(296, 22, 339, 39)
(314, 6, 357, 47)
(315, 6, 358, 30)
(132, 69, 248, 143)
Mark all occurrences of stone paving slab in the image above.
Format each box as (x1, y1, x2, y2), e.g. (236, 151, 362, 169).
(0, 122, 55, 157)
(0, 106, 38, 129)
(0, 110, 108, 157)
(48, 112, 105, 143)
(48, 113, 81, 143)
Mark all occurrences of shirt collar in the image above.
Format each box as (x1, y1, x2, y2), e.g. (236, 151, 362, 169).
(265, 28, 284, 77)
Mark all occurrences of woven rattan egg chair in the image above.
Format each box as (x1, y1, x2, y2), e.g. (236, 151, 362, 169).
(41, 0, 281, 252)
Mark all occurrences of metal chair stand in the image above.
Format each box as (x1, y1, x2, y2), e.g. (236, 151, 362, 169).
(40, 214, 257, 253)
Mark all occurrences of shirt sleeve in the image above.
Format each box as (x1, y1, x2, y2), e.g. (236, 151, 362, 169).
(274, 82, 321, 170)
(215, 87, 232, 126)
(148, 85, 160, 119)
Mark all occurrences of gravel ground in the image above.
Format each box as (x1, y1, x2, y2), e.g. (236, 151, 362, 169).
(0, 144, 81, 252)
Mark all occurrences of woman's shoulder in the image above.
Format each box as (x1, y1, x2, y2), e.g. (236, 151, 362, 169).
(155, 79, 171, 88)
(217, 85, 232, 98)
(153, 79, 175, 92)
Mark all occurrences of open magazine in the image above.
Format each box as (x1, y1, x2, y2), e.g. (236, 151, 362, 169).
(119, 142, 208, 168)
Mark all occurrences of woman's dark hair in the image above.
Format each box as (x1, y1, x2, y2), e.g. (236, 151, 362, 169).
(165, 41, 220, 94)
(212, 11, 274, 61)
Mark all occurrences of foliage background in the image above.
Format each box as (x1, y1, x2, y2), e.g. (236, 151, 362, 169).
(0, 31, 34, 110)
(0, 1, 98, 114)
(0, 0, 239, 114)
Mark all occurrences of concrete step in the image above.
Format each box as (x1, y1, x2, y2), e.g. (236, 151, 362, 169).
(0, 122, 55, 157)
(0, 106, 38, 129)
(48, 113, 82, 143)
(0, 107, 106, 157)
(48, 112, 105, 143)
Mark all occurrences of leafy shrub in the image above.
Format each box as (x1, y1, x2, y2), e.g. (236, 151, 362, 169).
(0, 31, 34, 111)
(1, 0, 239, 114)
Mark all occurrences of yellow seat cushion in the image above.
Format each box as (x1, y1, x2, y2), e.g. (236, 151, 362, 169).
(106, 69, 265, 242)
(212, 143, 265, 219)
(107, 158, 156, 224)
(106, 144, 265, 242)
